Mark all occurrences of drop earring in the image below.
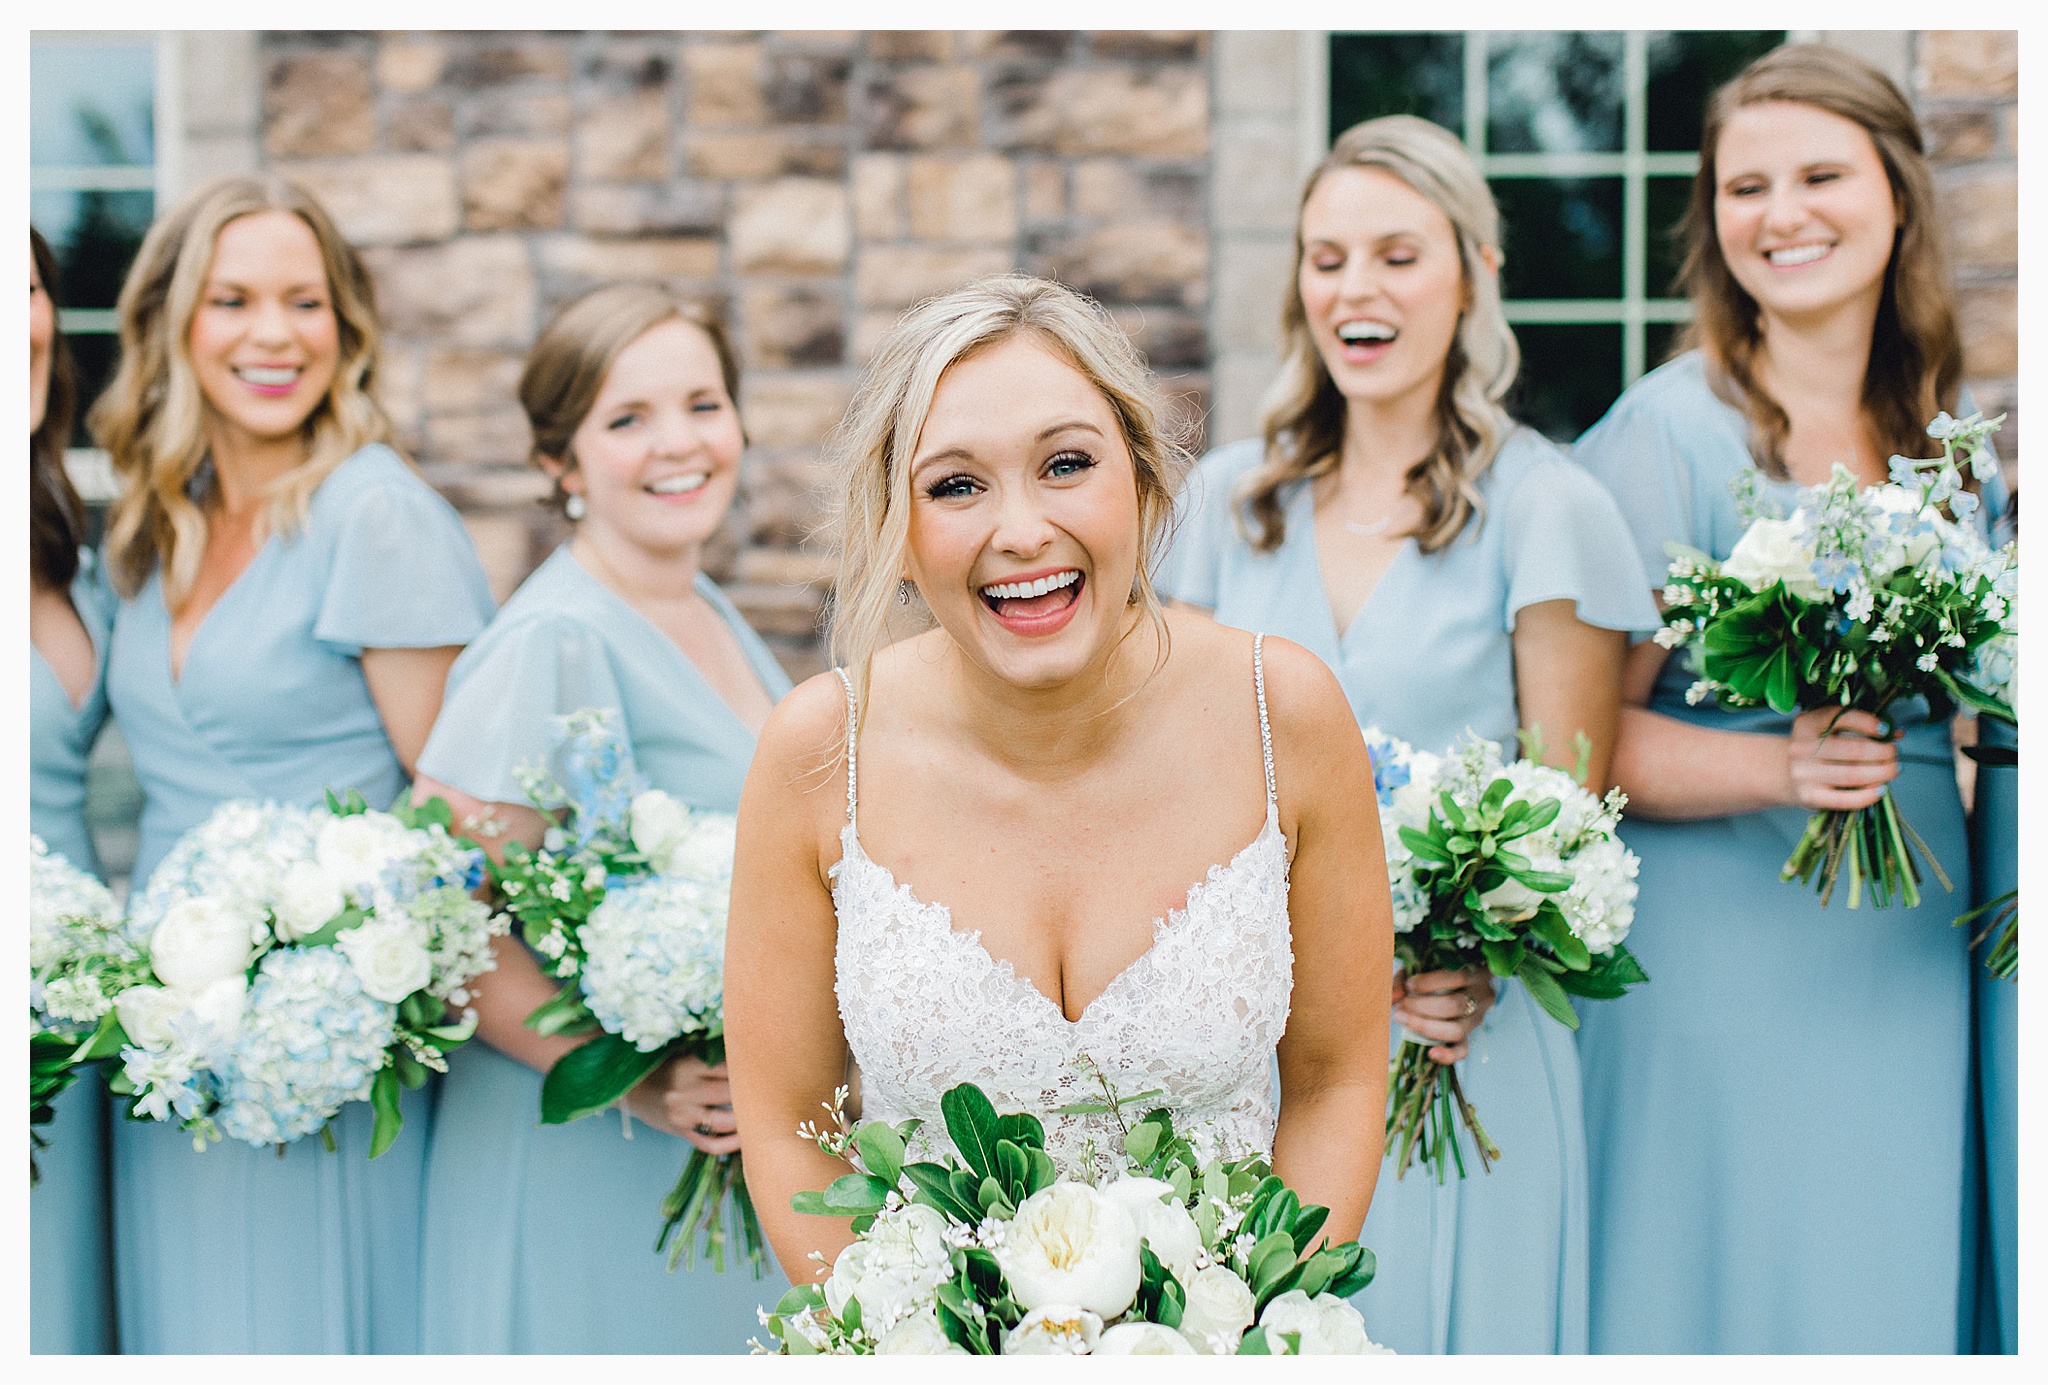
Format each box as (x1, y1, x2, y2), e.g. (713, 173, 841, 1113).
(896, 579, 911, 607)
(564, 493, 586, 521)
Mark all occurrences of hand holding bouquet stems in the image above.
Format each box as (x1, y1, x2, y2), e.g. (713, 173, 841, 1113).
(757, 1080, 1390, 1355)
(1657, 411, 2017, 908)
(491, 709, 763, 1274)
(1367, 726, 1646, 1183)
(105, 793, 502, 1157)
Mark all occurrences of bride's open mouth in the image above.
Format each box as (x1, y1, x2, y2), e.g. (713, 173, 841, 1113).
(978, 567, 1084, 634)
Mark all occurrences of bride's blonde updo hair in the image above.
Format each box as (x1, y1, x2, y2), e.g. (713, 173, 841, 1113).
(826, 274, 1191, 700)
(1239, 114, 1519, 554)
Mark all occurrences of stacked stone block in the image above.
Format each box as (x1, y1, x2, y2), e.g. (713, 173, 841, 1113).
(254, 30, 1213, 679)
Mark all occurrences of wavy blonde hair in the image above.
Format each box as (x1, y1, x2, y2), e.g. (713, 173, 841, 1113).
(1240, 114, 1519, 554)
(94, 174, 391, 603)
(1679, 44, 1961, 479)
(826, 274, 1191, 703)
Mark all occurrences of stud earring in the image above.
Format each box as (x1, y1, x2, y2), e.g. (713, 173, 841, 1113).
(896, 579, 911, 607)
(564, 493, 586, 521)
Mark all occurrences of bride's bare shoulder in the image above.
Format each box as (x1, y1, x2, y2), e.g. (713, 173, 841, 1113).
(748, 671, 854, 812)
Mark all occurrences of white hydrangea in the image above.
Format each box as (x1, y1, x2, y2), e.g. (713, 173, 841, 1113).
(213, 948, 396, 1147)
(578, 875, 728, 1051)
(30, 836, 139, 1037)
(128, 801, 320, 943)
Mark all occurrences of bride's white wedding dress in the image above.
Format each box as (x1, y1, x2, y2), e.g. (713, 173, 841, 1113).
(830, 634, 1294, 1179)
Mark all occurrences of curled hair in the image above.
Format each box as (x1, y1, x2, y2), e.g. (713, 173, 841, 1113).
(93, 174, 392, 604)
(518, 284, 742, 511)
(1678, 43, 1961, 477)
(826, 274, 1191, 703)
(1241, 114, 1519, 554)
(31, 226, 83, 592)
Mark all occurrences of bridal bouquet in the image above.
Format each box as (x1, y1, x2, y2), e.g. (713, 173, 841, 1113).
(29, 836, 150, 1183)
(757, 1083, 1389, 1355)
(114, 795, 501, 1154)
(1657, 411, 2017, 908)
(1370, 727, 1645, 1182)
(492, 709, 761, 1274)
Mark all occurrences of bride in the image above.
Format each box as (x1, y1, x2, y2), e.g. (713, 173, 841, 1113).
(725, 275, 1393, 1273)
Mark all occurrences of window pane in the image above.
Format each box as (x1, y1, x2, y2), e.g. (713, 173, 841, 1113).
(1645, 31, 1785, 152)
(1645, 175, 1694, 298)
(1492, 178, 1624, 299)
(1486, 31, 1625, 154)
(1510, 324, 1624, 442)
(31, 42, 155, 166)
(1644, 321, 1687, 374)
(1329, 32, 1465, 141)
(33, 188, 154, 311)
(62, 332, 122, 450)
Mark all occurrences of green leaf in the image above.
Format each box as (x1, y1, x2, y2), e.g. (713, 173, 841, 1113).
(1516, 956, 1580, 1030)
(821, 1173, 893, 1215)
(291, 906, 365, 950)
(1328, 1244, 1377, 1298)
(70, 1010, 130, 1063)
(853, 1121, 906, 1188)
(996, 1139, 1030, 1198)
(1398, 825, 1455, 864)
(1481, 939, 1524, 977)
(1249, 1230, 1298, 1291)
(1124, 1120, 1162, 1165)
(392, 1048, 429, 1089)
(1532, 907, 1592, 971)
(538, 1032, 668, 1124)
(1237, 1326, 1277, 1354)
(976, 1175, 1014, 1217)
(902, 1162, 977, 1222)
(994, 1111, 1045, 1151)
(1556, 945, 1649, 999)
(367, 1065, 403, 1159)
(1026, 1147, 1058, 1195)
(1510, 867, 1576, 894)
(1286, 1203, 1329, 1257)
(1295, 1250, 1337, 1299)
(399, 990, 443, 1029)
(940, 1083, 1001, 1181)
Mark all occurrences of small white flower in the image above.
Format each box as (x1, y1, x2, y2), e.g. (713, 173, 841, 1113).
(1001, 1304, 1103, 1355)
(336, 917, 434, 1003)
(996, 1182, 1143, 1318)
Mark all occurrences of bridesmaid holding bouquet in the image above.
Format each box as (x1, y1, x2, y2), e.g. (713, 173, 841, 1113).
(412, 285, 793, 1353)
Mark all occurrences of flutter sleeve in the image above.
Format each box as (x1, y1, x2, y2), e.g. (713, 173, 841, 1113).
(414, 614, 630, 808)
(313, 469, 497, 653)
(1498, 449, 1664, 636)
(1571, 384, 1704, 590)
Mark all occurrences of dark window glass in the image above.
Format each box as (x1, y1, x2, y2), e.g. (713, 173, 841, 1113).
(1491, 177, 1624, 299)
(1645, 31, 1786, 152)
(1486, 31, 1625, 153)
(1329, 32, 1465, 140)
(1645, 175, 1695, 298)
(1509, 323, 1624, 442)
(33, 189, 154, 312)
(1644, 320, 1688, 374)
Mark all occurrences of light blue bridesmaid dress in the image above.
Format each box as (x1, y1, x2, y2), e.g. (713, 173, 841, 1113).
(1969, 702, 2016, 1352)
(103, 443, 495, 1353)
(1161, 429, 1659, 1354)
(415, 543, 796, 1353)
(31, 549, 118, 1354)
(1572, 351, 1981, 1353)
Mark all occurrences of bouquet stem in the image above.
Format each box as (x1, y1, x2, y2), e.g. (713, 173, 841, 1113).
(1385, 1037, 1499, 1183)
(658, 1148, 767, 1277)
(1782, 792, 1951, 910)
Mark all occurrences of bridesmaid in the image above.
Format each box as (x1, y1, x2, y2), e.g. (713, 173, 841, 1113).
(94, 175, 495, 1353)
(412, 285, 794, 1353)
(31, 226, 118, 1353)
(1571, 45, 1994, 1353)
(1161, 115, 1658, 1355)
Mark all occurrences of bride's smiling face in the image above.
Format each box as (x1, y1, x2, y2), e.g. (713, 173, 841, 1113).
(904, 331, 1142, 691)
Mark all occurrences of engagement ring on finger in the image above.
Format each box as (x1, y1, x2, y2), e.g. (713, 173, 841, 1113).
(694, 1122, 715, 1136)
(1462, 994, 1476, 1017)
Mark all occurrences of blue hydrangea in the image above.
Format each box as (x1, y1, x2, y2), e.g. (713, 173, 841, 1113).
(214, 948, 396, 1147)
(578, 875, 727, 1052)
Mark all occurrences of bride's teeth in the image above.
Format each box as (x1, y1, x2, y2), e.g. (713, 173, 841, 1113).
(1766, 244, 1830, 266)
(648, 473, 709, 495)
(983, 570, 1079, 600)
(235, 366, 299, 386)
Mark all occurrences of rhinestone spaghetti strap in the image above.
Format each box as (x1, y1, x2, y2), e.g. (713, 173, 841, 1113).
(1253, 631, 1275, 812)
(833, 666, 857, 823)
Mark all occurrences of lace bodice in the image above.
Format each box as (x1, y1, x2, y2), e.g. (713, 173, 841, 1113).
(829, 636, 1294, 1181)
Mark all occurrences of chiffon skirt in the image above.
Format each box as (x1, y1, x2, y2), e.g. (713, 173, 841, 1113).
(1350, 978, 1589, 1354)
(1968, 722, 2017, 1354)
(420, 1041, 789, 1353)
(111, 1085, 430, 1353)
(31, 1071, 115, 1353)
(1578, 757, 1972, 1353)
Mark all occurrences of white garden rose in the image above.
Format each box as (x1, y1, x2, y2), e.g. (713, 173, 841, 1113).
(1721, 516, 1824, 601)
(996, 1182, 1143, 1317)
(115, 985, 183, 1050)
(1178, 1264, 1257, 1352)
(1259, 1289, 1391, 1354)
(316, 813, 420, 893)
(1001, 1304, 1103, 1354)
(1476, 874, 1545, 922)
(149, 897, 259, 991)
(628, 790, 691, 874)
(1101, 1176, 1204, 1281)
(186, 974, 249, 1036)
(874, 1310, 967, 1355)
(667, 812, 738, 883)
(826, 1202, 952, 1327)
(273, 861, 346, 941)
(1095, 1322, 1200, 1355)
(335, 916, 433, 1003)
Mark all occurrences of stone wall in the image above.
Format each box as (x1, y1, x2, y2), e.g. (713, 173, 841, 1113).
(1913, 30, 2020, 494)
(253, 30, 1213, 679)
